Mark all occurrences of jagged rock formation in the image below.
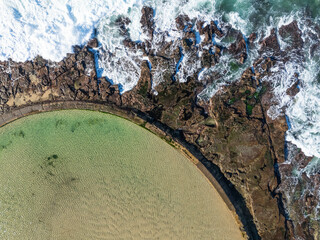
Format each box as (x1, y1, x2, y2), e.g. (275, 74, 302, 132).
(0, 6, 318, 240)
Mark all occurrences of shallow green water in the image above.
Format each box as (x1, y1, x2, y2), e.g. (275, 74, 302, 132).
(0, 110, 243, 239)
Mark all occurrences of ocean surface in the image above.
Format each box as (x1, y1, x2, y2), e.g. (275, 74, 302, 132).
(0, 110, 243, 239)
(0, 0, 320, 223)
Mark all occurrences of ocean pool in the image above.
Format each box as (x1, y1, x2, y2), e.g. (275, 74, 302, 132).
(0, 110, 243, 239)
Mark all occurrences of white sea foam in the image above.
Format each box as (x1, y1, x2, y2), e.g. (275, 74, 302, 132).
(226, 12, 249, 35)
(261, 16, 320, 159)
(285, 60, 320, 158)
(1, 0, 320, 165)
(95, 0, 218, 90)
(264, 58, 303, 119)
(0, 0, 233, 91)
(0, 0, 116, 62)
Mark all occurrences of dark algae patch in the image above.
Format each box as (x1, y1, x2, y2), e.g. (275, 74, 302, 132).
(47, 154, 58, 160)
(70, 122, 81, 132)
(45, 154, 59, 168)
(138, 81, 149, 97)
(13, 130, 25, 138)
(246, 104, 253, 115)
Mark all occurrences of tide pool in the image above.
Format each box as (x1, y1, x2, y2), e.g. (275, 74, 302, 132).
(0, 110, 243, 239)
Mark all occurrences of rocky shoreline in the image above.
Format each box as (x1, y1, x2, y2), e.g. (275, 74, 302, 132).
(0, 6, 318, 239)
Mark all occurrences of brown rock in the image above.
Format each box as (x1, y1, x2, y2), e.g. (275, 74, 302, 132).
(211, 20, 224, 38)
(286, 79, 300, 97)
(259, 29, 280, 53)
(87, 38, 99, 48)
(279, 20, 303, 50)
(140, 6, 154, 39)
(228, 33, 247, 64)
(175, 14, 190, 31)
(249, 33, 257, 43)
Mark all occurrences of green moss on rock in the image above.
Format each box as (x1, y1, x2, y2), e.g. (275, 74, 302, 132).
(246, 104, 253, 115)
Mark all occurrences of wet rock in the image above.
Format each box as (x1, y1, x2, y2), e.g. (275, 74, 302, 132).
(211, 21, 224, 38)
(122, 61, 154, 112)
(198, 20, 224, 45)
(175, 14, 190, 31)
(228, 33, 247, 64)
(115, 16, 131, 36)
(279, 143, 319, 240)
(286, 79, 300, 97)
(249, 32, 257, 43)
(33, 56, 47, 69)
(260, 85, 288, 163)
(140, 6, 154, 39)
(87, 38, 99, 48)
(259, 29, 280, 54)
(279, 21, 303, 50)
(149, 55, 176, 90)
(201, 50, 216, 68)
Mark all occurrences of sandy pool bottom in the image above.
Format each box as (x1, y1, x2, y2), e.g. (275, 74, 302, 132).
(0, 110, 243, 239)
